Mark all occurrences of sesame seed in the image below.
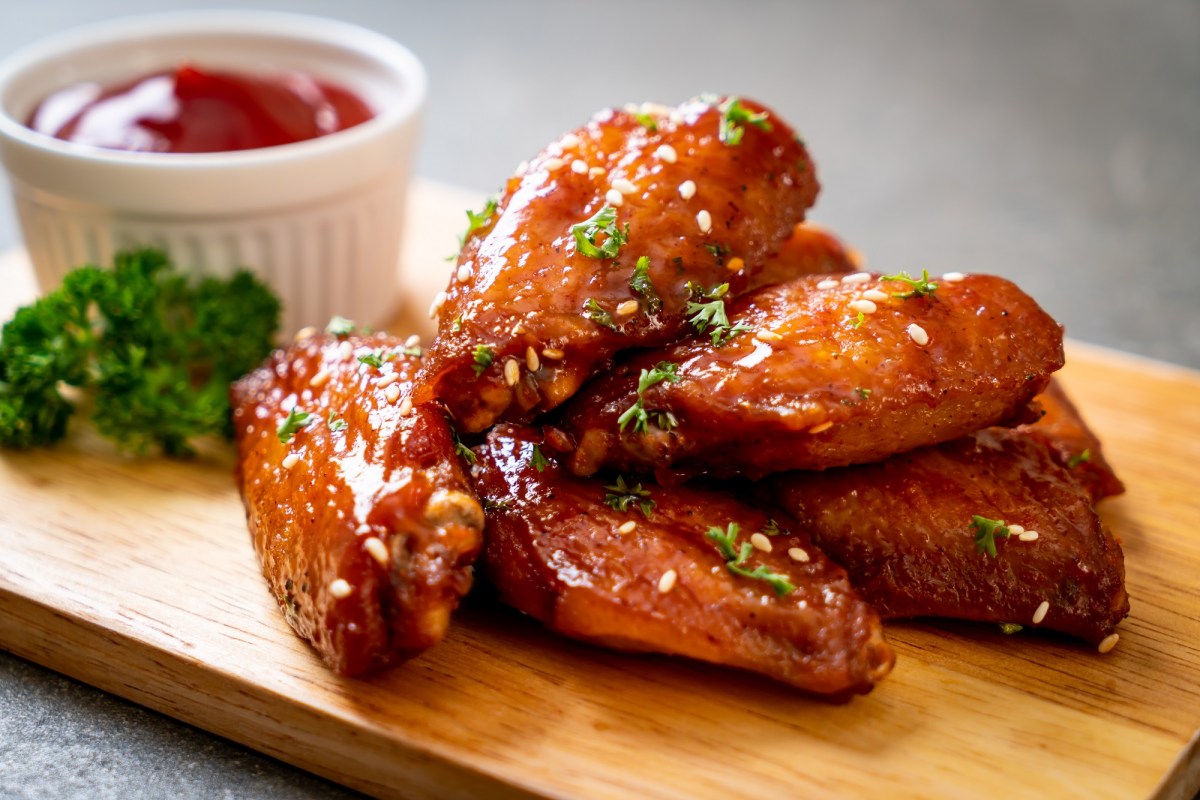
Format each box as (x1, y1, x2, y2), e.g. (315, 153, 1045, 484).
(616, 299, 640, 317)
(696, 209, 713, 234)
(377, 373, 400, 389)
(561, 133, 581, 148)
(654, 144, 678, 163)
(398, 397, 414, 417)
(841, 272, 872, 285)
(862, 289, 889, 302)
(504, 358, 521, 386)
(542, 347, 565, 360)
(943, 271, 965, 282)
(605, 189, 624, 207)
(788, 547, 811, 563)
(310, 369, 331, 389)
(1019, 530, 1040, 542)
(428, 291, 447, 319)
(329, 578, 352, 599)
(750, 532, 773, 552)
(364, 537, 389, 566)
(571, 159, 588, 174)
(809, 421, 834, 434)
(457, 264, 473, 282)
(385, 384, 401, 404)
(589, 166, 607, 178)
(404, 334, 421, 348)
(526, 346, 540, 371)
(617, 520, 636, 535)
(817, 279, 839, 290)
(1008, 524, 1025, 535)
(907, 323, 930, 346)
(1097, 633, 1120, 654)
(755, 329, 783, 343)
(658, 569, 678, 594)
(849, 299, 878, 314)
(1032, 600, 1050, 625)
(544, 157, 564, 172)
(678, 180, 697, 200)
(612, 177, 637, 195)
(294, 326, 317, 341)
(281, 453, 301, 471)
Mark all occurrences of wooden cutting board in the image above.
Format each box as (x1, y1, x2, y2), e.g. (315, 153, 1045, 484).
(0, 179, 1197, 800)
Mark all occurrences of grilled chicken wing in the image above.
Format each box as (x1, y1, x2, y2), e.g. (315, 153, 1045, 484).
(232, 332, 484, 675)
(559, 272, 1064, 479)
(1019, 379, 1124, 502)
(416, 97, 819, 432)
(472, 425, 894, 696)
(769, 428, 1128, 645)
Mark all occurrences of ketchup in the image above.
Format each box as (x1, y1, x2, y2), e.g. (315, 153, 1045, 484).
(27, 64, 373, 153)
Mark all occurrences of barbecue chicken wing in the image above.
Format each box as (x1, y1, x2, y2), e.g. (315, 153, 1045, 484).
(416, 96, 819, 432)
(770, 428, 1128, 645)
(1019, 379, 1124, 502)
(232, 332, 484, 675)
(472, 425, 894, 696)
(559, 272, 1064, 479)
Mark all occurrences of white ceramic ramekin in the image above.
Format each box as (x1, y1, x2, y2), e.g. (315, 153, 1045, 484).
(0, 10, 425, 335)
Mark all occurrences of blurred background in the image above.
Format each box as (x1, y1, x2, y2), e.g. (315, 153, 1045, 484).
(0, 1, 1196, 798)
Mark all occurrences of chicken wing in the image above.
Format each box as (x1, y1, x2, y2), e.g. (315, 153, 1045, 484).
(769, 428, 1128, 646)
(558, 272, 1064, 478)
(1019, 378, 1125, 502)
(416, 96, 819, 432)
(472, 425, 894, 696)
(232, 332, 484, 675)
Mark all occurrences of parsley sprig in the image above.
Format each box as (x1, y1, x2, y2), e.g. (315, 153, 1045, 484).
(472, 344, 495, 377)
(686, 282, 750, 346)
(717, 97, 772, 146)
(603, 475, 656, 518)
(706, 523, 795, 596)
(570, 206, 629, 259)
(617, 361, 680, 433)
(277, 407, 312, 444)
(583, 298, 619, 331)
(629, 256, 662, 313)
(447, 418, 476, 464)
(1067, 449, 1092, 469)
(327, 410, 348, 433)
(970, 515, 1012, 558)
(358, 351, 389, 369)
(460, 198, 498, 247)
(326, 316, 357, 337)
(530, 443, 550, 473)
(882, 270, 939, 299)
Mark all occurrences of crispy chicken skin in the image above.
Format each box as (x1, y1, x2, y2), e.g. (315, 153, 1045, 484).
(416, 97, 819, 432)
(559, 272, 1064, 479)
(472, 425, 894, 696)
(1020, 379, 1125, 502)
(232, 333, 484, 675)
(769, 429, 1129, 645)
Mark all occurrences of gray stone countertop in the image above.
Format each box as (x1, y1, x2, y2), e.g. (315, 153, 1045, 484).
(0, 1, 1196, 798)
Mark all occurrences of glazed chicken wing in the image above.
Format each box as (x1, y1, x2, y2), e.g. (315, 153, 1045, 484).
(769, 428, 1128, 646)
(1019, 378, 1125, 502)
(472, 425, 894, 697)
(558, 272, 1064, 478)
(232, 332, 484, 675)
(416, 97, 819, 432)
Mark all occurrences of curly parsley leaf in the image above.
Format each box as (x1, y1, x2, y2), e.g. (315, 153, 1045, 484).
(617, 361, 681, 433)
(629, 256, 662, 313)
(327, 410, 348, 433)
(1067, 449, 1092, 469)
(277, 407, 313, 444)
(603, 475, 656, 518)
(686, 282, 750, 346)
(717, 97, 773, 146)
(447, 419, 476, 464)
(970, 515, 1012, 558)
(460, 198, 498, 246)
(882, 269, 939, 299)
(570, 205, 629, 259)
(583, 298, 619, 331)
(530, 443, 550, 473)
(357, 351, 389, 369)
(472, 344, 495, 377)
(706, 522, 795, 596)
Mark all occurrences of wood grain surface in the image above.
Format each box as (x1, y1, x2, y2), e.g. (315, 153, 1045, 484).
(0, 180, 1197, 800)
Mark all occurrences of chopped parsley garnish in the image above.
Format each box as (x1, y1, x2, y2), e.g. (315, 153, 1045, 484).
(447, 419, 476, 464)
(703, 243, 729, 266)
(472, 344, 495, 377)
(617, 361, 681, 433)
(706, 522, 795, 596)
(451, 315, 464, 333)
(855, 387, 872, 400)
(970, 515, 1012, 558)
(357, 351, 388, 369)
(460, 198, 498, 245)
(570, 205, 629, 259)
(530, 443, 550, 473)
(716, 97, 772, 146)
(603, 475, 656, 518)
(277, 407, 312, 443)
(326, 315, 357, 337)
(851, 311, 866, 329)
(483, 497, 511, 512)
(629, 256, 662, 313)
(582, 298, 619, 331)
(634, 111, 658, 131)
(998, 623, 1024, 635)
(882, 269, 939, 299)
(760, 518, 784, 537)
(1067, 449, 1092, 469)
(327, 410, 348, 433)
(686, 282, 750, 346)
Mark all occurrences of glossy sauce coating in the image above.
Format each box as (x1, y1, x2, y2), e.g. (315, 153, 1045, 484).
(1019, 379, 1125, 502)
(232, 332, 483, 675)
(559, 272, 1064, 478)
(770, 428, 1128, 644)
(29, 64, 372, 153)
(472, 425, 894, 696)
(416, 97, 819, 432)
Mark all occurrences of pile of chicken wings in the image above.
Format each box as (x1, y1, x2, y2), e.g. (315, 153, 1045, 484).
(232, 96, 1127, 698)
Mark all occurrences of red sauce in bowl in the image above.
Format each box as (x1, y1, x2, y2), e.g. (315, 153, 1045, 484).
(27, 64, 373, 153)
